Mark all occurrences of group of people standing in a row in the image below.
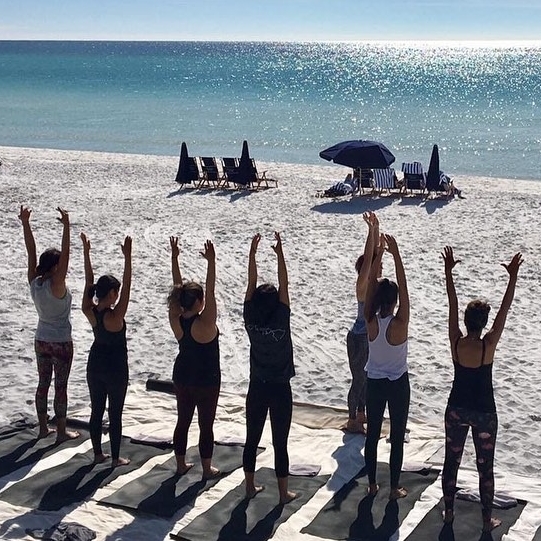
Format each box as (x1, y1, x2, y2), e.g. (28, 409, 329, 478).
(19, 206, 522, 528)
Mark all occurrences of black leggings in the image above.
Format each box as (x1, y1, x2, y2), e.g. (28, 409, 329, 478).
(442, 405, 498, 523)
(365, 372, 410, 488)
(173, 383, 220, 459)
(243, 380, 292, 478)
(87, 368, 128, 460)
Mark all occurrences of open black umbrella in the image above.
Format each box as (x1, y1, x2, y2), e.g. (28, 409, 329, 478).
(319, 140, 395, 169)
(425, 144, 440, 192)
(174, 142, 198, 184)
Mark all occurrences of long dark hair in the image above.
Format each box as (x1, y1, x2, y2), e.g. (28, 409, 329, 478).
(368, 278, 398, 320)
(36, 248, 60, 276)
(168, 281, 204, 313)
(250, 283, 279, 326)
(88, 274, 121, 301)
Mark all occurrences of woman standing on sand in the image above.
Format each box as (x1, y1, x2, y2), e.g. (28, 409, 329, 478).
(242, 232, 296, 504)
(363, 212, 410, 500)
(168, 236, 220, 479)
(345, 212, 380, 434)
(18, 206, 79, 443)
(81, 232, 132, 467)
(441, 246, 522, 533)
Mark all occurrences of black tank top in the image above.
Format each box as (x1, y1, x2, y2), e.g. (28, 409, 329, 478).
(87, 307, 128, 373)
(448, 337, 496, 413)
(173, 315, 220, 387)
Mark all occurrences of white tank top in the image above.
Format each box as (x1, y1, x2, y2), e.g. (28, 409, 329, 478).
(365, 315, 408, 380)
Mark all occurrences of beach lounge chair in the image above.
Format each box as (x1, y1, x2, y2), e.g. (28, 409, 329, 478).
(221, 157, 243, 189)
(250, 159, 278, 189)
(175, 156, 201, 187)
(358, 169, 374, 194)
(372, 168, 398, 194)
(199, 157, 221, 189)
(401, 162, 426, 195)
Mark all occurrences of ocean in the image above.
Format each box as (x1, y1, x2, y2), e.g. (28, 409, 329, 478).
(1, 40, 540, 179)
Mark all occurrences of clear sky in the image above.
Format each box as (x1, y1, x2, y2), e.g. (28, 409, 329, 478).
(1, 0, 541, 42)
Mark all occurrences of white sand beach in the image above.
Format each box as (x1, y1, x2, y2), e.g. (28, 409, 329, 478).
(1, 146, 541, 540)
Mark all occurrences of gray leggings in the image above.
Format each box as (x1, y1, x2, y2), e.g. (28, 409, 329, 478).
(346, 331, 368, 419)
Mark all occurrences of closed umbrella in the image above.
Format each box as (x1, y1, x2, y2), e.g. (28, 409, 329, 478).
(319, 140, 395, 169)
(175, 142, 197, 184)
(234, 140, 254, 186)
(425, 144, 441, 192)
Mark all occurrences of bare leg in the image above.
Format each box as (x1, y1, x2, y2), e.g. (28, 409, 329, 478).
(245, 471, 265, 499)
(55, 417, 80, 443)
(277, 476, 297, 504)
(37, 413, 55, 438)
(175, 455, 194, 475)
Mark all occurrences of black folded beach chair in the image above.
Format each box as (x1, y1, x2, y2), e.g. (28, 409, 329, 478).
(199, 157, 221, 189)
(221, 157, 241, 188)
(250, 158, 278, 189)
(358, 168, 374, 194)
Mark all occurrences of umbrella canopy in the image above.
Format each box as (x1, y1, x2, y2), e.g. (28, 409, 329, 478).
(234, 140, 254, 186)
(175, 142, 198, 184)
(319, 140, 395, 169)
(425, 144, 440, 192)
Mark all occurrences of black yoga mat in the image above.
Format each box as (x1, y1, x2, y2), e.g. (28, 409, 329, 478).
(99, 443, 264, 518)
(0, 436, 169, 511)
(0, 427, 90, 479)
(533, 524, 541, 541)
(170, 467, 330, 541)
(405, 496, 527, 541)
(301, 462, 440, 541)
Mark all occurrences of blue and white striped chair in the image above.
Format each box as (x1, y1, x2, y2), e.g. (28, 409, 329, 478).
(401, 162, 426, 194)
(373, 168, 397, 194)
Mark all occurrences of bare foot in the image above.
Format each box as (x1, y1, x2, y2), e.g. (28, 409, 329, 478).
(176, 462, 194, 475)
(442, 510, 454, 524)
(202, 466, 221, 480)
(356, 411, 367, 424)
(245, 485, 265, 499)
(389, 487, 408, 500)
(345, 419, 365, 434)
(37, 428, 56, 439)
(112, 456, 131, 467)
(93, 453, 111, 464)
(56, 429, 80, 444)
(368, 483, 379, 496)
(280, 490, 297, 504)
(482, 517, 502, 532)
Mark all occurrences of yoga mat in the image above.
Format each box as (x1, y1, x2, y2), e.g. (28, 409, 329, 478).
(0, 418, 36, 440)
(99, 443, 264, 518)
(0, 436, 169, 511)
(405, 496, 527, 541)
(533, 524, 541, 541)
(170, 467, 330, 541)
(301, 462, 440, 541)
(0, 428, 90, 479)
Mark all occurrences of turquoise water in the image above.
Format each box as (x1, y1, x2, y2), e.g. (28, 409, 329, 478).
(1, 40, 540, 179)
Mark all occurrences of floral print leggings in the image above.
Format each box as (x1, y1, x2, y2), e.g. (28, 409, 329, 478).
(442, 405, 498, 522)
(35, 340, 73, 419)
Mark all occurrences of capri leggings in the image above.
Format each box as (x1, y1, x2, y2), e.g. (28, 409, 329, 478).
(173, 384, 220, 459)
(442, 405, 498, 522)
(243, 379, 292, 478)
(346, 331, 368, 419)
(35, 340, 74, 419)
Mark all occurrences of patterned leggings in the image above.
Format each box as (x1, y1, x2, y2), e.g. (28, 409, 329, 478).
(442, 405, 498, 522)
(35, 340, 74, 419)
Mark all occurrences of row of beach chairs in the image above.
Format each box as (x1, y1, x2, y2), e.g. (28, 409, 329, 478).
(177, 156, 278, 190)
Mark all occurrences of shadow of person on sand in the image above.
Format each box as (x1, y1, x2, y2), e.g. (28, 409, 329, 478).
(326, 432, 367, 493)
(348, 496, 399, 541)
(311, 196, 393, 215)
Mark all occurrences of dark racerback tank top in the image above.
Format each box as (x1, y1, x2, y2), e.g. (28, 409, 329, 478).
(447, 337, 496, 413)
(172, 315, 220, 387)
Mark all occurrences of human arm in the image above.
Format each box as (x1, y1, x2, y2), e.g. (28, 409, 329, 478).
(485, 252, 523, 346)
(385, 235, 409, 329)
(245, 234, 260, 302)
(356, 211, 379, 301)
(442, 246, 462, 344)
(111, 236, 132, 321)
(53, 207, 70, 283)
(198, 240, 217, 326)
(363, 226, 385, 323)
(170, 236, 182, 285)
(80, 232, 96, 321)
(273, 232, 289, 306)
(18, 206, 37, 284)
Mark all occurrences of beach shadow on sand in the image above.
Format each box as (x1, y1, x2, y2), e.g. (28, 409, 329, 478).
(311, 196, 394, 214)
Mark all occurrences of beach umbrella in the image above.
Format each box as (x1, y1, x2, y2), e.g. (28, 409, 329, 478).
(319, 140, 395, 169)
(175, 142, 196, 184)
(233, 140, 253, 186)
(425, 144, 441, 192)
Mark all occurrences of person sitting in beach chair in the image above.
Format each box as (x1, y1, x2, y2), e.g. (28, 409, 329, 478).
(440, 172, 464, 199)
(319, 173, 359, 198)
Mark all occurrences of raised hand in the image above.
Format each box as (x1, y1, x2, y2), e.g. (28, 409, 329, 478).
(272, 231, 283, 254)
(18, 205, 32, 223)
(501, 252, 523, 277)
(122, 236, 132, 257)
(250, 233, 261, 254)
(56, 207, 69, 225)
(170, 236, 179, 258)
(80, 232, 91, 253)
(384, 234, 399, 256)
(441, 246, 461, 270)
(200, 240, 215, 261)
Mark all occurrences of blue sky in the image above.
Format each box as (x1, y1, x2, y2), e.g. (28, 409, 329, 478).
(2, 0, 541, 41)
